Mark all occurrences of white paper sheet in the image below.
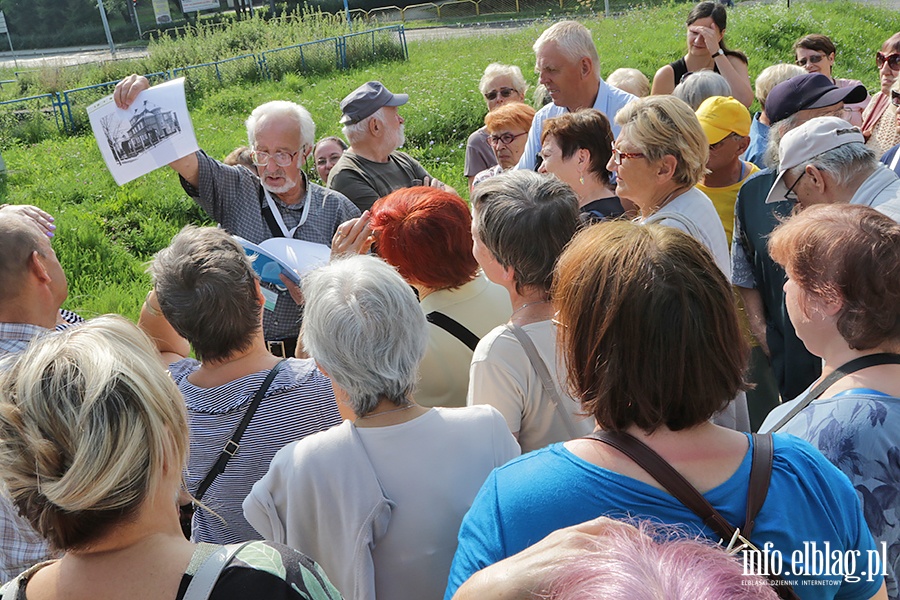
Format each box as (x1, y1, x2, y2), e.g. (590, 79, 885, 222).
(88, 77, 199, 186)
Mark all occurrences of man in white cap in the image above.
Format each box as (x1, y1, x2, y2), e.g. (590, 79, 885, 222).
(767, 116, 900, 218)
(328, 81, 452, 211)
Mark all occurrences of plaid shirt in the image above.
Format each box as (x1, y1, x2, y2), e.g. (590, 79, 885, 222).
(181, 151, 361, 341)
(0, 322, 49, 358)
(0, 322, 55, 582)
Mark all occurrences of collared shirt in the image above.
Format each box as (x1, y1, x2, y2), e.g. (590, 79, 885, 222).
(849, 163, 900, 220)
(0, 322, 55, 582)
(0, 322, 49, 358)
(180, 151, 361, 341)
(517, 77, 636, 171)
(742, 112, 770, 170)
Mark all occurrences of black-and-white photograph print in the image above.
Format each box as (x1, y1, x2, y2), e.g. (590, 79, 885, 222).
(88, 77, 198, 185)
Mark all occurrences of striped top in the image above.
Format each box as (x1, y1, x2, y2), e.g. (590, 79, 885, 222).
(171, 357, 341, 544)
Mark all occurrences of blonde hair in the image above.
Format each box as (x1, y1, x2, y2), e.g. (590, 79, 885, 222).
(754, 64, 805, 107)
(606, 68, 650, 98)
(0, 315, 189, 550)
(614, 96, 708, 187)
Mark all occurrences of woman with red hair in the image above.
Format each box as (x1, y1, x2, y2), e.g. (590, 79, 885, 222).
(367, 186, 511, 408)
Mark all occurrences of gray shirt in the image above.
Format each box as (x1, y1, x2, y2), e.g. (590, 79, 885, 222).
(180, 151, 360, 340)
(327, 150, 429, 211)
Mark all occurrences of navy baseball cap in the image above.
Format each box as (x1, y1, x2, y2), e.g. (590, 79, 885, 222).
(340, 81, 408, 125)
(765, 73, 867, 124)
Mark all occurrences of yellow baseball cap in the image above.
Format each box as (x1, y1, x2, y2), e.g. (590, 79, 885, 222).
(695, 96, 751, 144)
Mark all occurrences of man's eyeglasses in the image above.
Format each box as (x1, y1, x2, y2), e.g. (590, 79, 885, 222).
(796, 53, 825, 67)
(709, 133, 739, 152)
(784, 171, 805, 202)
(488, 131, 527, 146)
(610, 142, 645, 166)
(251, 150, 298, 167)
(877, 51, 900, 71)
(484, 87, 517, 102)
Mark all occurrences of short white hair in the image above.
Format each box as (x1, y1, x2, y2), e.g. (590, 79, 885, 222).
(341, 106, 384, 144)
(301, 255, 427, 416)
(755, 64, 805, 106)
(479, 63, 528, 95)
(245, 100, 315, 151)
(672, 71, 732, 111)
(533, 20, 601, 80)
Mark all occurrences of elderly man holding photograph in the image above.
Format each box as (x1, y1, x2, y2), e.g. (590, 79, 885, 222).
(114, 75, 360, 358)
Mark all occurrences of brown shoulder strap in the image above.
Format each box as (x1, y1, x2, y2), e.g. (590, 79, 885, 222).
(744, 433, 773, 539)
(584, 430, 735, 541)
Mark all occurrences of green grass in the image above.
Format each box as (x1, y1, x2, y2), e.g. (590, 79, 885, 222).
(2, 0, 899, 321)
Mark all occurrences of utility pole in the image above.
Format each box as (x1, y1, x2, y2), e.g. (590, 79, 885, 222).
(96, 0, 117, 57)
(132, 0, 142, 38)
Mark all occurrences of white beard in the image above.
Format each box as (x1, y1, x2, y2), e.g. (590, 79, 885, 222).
(262, 175, 298, 195)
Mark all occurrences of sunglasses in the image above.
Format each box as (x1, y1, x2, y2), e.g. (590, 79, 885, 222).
(796, 53, 825, 67)
(877, 51, 900, 71)
(484, 87, 517, 102)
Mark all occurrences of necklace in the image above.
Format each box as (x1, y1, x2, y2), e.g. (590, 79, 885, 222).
(511, 299, 549, 317)
(356, 403, 415, 420)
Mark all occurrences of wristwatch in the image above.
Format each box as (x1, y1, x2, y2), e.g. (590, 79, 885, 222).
(713, 48, 725, 58)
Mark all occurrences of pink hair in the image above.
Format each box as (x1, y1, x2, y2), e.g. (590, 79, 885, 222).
(549, 520, 779, 600)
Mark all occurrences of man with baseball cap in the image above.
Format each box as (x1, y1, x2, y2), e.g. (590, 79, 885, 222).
(767, 116, 900, 215)
(730, 73, 868, 413)
(695, 96, 758, 243)
(327, 81, 453, 211)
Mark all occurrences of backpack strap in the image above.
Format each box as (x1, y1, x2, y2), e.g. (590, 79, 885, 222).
(425, 311, 480, 351)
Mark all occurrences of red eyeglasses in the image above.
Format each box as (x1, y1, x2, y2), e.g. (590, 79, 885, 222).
(877, 51, 900, 71)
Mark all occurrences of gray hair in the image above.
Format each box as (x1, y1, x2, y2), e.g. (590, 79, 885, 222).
(755, 64, 805, 107)
(533, 21, 601, 80)
(342, 106, 384, 144)
(764, 112, 801, 168)
(471, 170, 579, 294)
(148, 225, 260, 363)
(786, 142, 878, 188)
(301, 255, 427, 417)
(245, 100, 316, 152)
(672, 71, 732, 111)
(479, 63, 528, 95)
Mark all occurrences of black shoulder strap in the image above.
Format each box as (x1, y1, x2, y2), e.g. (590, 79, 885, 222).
(259, 185, 285, 239)
(765, 352, 900, 432)
(426, 311, 480, 351)
(193, 359, 286, 503)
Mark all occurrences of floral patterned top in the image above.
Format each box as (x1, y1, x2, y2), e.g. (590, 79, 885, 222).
(762, 389, 900, 600)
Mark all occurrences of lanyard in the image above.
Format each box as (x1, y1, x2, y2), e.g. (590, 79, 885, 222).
(263, 187, 311, 238)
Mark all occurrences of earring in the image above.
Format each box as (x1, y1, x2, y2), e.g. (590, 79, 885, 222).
(580, 175, 585, 185)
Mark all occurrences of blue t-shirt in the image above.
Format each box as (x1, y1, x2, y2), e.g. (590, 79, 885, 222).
(763, 389, 900, 600)
(445, 433, 882, 600)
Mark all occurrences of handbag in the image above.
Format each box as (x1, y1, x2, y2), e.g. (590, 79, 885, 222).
(179, 360, 286, 538)
(584, 430, 800, 600)
(762, 352, 900, 433)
